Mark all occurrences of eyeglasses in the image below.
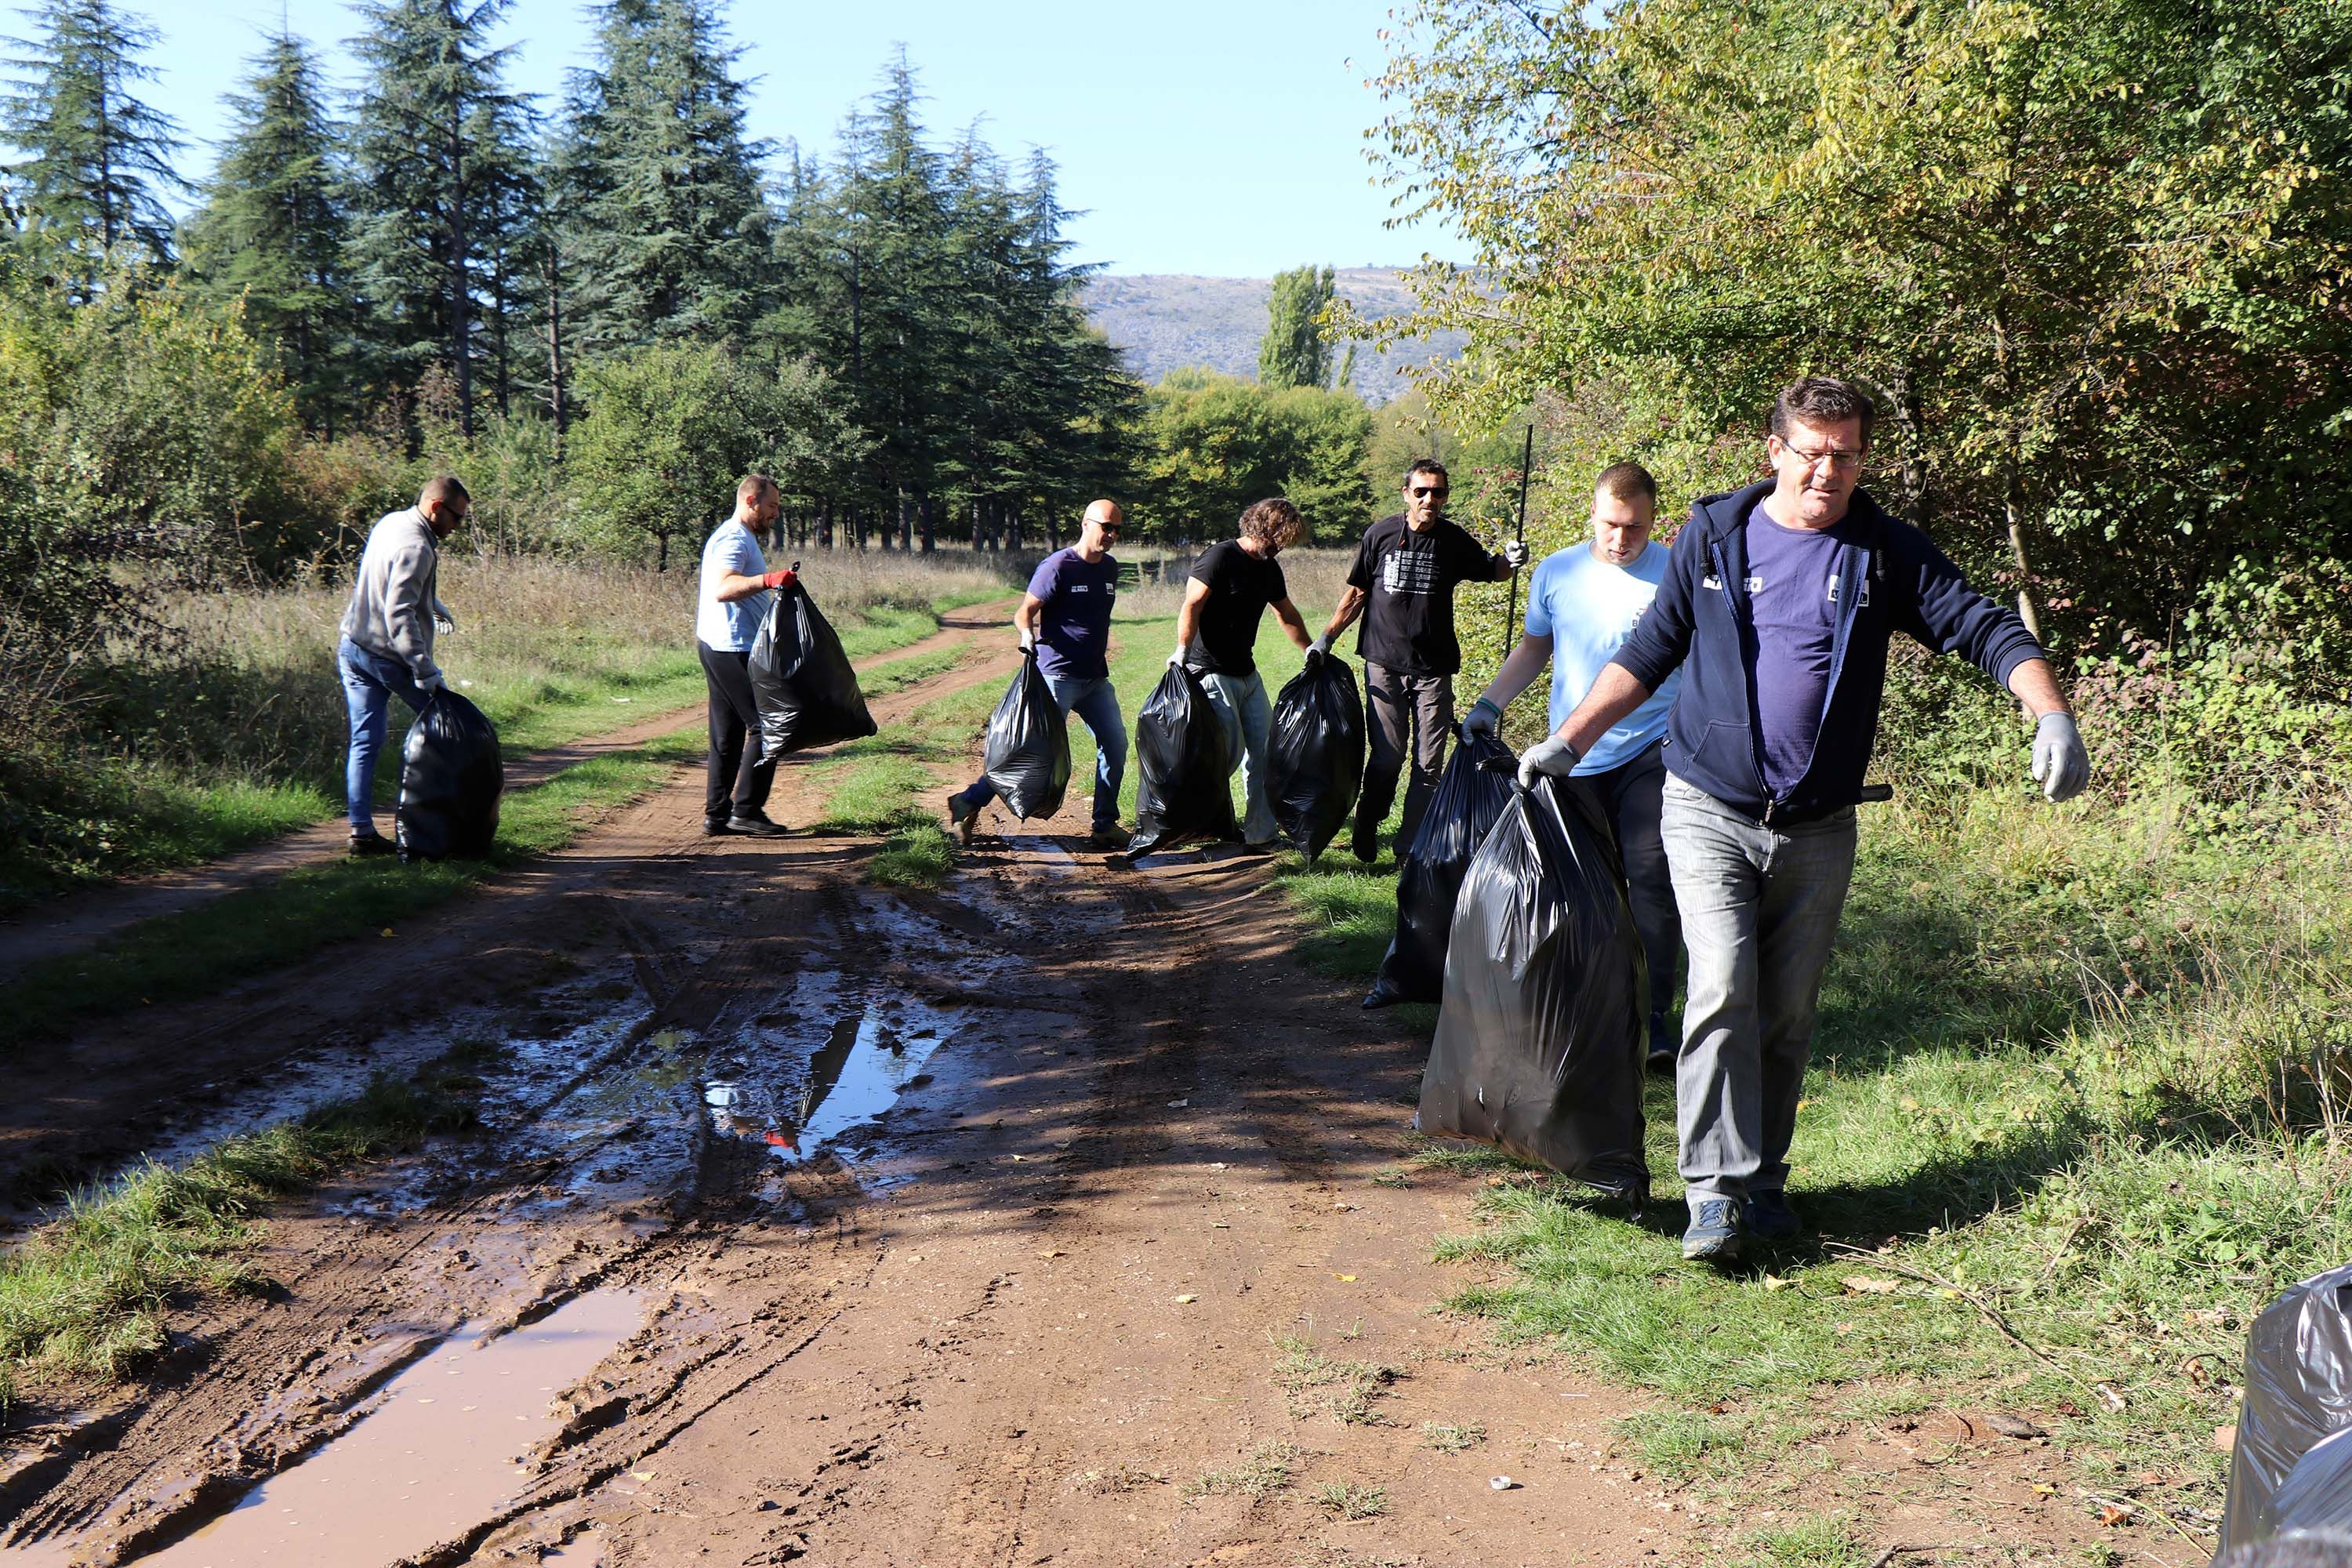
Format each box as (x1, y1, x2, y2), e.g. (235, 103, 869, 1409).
(1409, 485, 1448, 499)
(1779, 442, 1864, 474)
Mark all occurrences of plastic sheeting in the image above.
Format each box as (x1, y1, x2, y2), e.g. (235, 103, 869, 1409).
(395, 689, 504, 862)
(749, 579, 878, 761)
(1416, 774, 1650, 1199)
(1363, 728, 1515, 1008)
(982, 648, 1072, 821)
(1266, 650, 1365, 860)
(1126, 662, 1236, 855)
(2220, 1264, 2352, 1557)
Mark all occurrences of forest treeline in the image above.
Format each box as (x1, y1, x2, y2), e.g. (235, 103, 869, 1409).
(0, 0, 1446, 689)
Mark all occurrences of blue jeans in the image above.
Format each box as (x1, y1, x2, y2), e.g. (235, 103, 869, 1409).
(1200, 670, 1275, 845)
(1660, 774, 1857, 1206)
(339, 636, 428, 833)
(959, 670, 1128, 830)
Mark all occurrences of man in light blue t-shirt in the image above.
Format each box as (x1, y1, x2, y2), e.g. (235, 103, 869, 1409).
(696, 474, 799, 837)
(1465, 461, 1685, 1070)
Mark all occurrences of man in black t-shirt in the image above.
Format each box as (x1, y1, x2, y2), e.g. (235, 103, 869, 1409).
(1176, 496, 1315, 847)
(1316, 457, 1526, 861)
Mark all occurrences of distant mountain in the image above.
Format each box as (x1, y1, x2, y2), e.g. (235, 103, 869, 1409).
(1079, 267, 1466, 402)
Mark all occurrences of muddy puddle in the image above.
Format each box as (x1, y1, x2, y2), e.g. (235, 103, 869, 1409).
(132, 1289, 643, 1568)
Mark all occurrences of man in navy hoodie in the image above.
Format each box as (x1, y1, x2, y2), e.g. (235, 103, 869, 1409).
(1521, 377, 2089, 1263)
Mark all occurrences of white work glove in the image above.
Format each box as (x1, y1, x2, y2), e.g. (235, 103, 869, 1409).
(418, 670, 445, 695)
(2031, 712, 2089, 803)
(1308, 633, 1333, 660)
(1515, 733, 1581, 789)
(1462, 696, 1503, 739)
(1018, 625, 1037, 652)
(433, 601, 458, 635)
(1169, 645, 1186, 667)
(1500, 540, 1530, 571)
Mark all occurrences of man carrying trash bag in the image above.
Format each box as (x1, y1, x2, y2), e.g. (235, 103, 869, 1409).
(1522, 376, 2090, 1264)
(1467, 461, 1685, 1076)
(338, 475, 470, 857)
(1174, 497, 1316, 849)
(1315, 457, 1528, 864)
(697, 474, 799, 837)
(947, 499, 1131, 850)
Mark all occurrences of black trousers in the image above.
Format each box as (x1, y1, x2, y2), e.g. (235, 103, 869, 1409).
(699, 641, 775, 822)
(1569, 740, 1685, 1057)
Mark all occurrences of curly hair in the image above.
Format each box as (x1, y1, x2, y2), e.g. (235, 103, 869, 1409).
(1237, 496, 1305, 550)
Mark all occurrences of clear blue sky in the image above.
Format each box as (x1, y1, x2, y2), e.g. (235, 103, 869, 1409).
(128, 0, 1454, 278)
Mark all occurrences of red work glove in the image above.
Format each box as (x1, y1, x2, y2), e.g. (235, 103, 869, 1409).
(760, 568, 797, 591)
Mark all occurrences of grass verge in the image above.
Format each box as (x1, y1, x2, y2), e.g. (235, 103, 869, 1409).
(0, 1067, 481, 1406)
(1290, 737, 2352, 1534)
(0, 731, 702, 1051)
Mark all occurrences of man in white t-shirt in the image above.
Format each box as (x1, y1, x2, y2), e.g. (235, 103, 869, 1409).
(696, 474, 798, 837)
(1465, 461, 1686, 1070)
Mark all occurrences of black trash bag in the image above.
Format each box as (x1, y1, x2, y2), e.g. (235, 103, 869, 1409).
(1363, 727, 1515, 1007)
(1416, 772, 1649, 1199)
(395, 688, 504, 862)
(982, 648, 1071, 821)
(749, 579, 877, 760)
(1126, 662, 1236, 855)
(2220, 1264, 2352, 1555)
(1266, 650, 1365, 860)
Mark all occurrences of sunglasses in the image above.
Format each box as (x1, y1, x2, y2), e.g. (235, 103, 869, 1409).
(1409, 485, 1449, 499)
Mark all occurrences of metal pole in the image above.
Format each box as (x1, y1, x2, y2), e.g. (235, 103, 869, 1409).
(1501, 424, 1534, 659)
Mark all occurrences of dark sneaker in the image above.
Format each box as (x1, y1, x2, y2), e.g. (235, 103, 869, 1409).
(702, 816, 734, 837)
(1088, 825, 1126, 851)
(724, 811, 789, 838)
(1350, 834, 1377, 866)
(1746, 1189, 1802, 1241)
(1646, 1047, 1678, 1076)
(348, 830, 397, 858)
(945, 793, 979, 847)
(1682, 1198, 1745, 1263)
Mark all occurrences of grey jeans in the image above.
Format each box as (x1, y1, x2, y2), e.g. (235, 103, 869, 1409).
(1570, 742, 1682, 1058)
(1200, 670, 1275, 844)
(1661, 774, 1857, 1206)
(1356, 661, 1454, 855)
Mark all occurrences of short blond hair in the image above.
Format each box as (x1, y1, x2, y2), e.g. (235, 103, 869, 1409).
(1238, 497, 1304, 550)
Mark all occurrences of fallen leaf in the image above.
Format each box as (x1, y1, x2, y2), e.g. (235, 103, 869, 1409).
(2099, 1504, 2132, 1527)
(2095, 1383, 2128, 1413)
(1174, 1294, 1198, 1304)
(1795, 1098, 1813, 1111)
(1842, 1275, 1901, 1295)
(1038, 1249, 1063, 1259)
(1900, 1095, 1921, 1112)
(381, 927, 395, 938)
(1762, 1276, 1790, 1292)
(2034, 1483, 2057, 1497)
(1336, 1273, 1358, 1282)
(630, 1471, 654, 1482)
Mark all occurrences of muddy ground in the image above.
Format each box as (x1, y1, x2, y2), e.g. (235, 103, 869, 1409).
(0, 624, 2172, 1567)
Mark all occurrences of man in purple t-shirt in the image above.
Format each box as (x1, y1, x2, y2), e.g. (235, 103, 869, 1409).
(1521, 377, 2090, 1265)
(946, 499, 1131, 849)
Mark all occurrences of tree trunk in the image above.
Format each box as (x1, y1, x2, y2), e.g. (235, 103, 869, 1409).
(920, 492, 936, 554)
(818, 499, 833, 550)
(1889, 365, 1929, 526)
(656, 532, 669, 572)
(448, 96, 476, 438)
(1989, 303, 2045, 642)
(898, 487, 913, 554)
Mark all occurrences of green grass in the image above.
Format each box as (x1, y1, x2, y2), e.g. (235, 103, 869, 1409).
(0, 1069, 481, 1404)
(1313, 1480, 1389, 1520)
(0, 731, 701, 1051)
(1296, 761, 2352, 1529)
(1270, 1329, 1405, 1426)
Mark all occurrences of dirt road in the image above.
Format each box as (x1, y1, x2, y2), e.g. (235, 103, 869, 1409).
(0, 633, 2122, 1568)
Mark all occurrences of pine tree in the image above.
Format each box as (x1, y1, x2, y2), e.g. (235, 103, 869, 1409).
(0, 0, 184, 291)
(561, 0, 773, 354)
(1258, 263, 1335, 390)
(343, 0, 536, 434)
(183, 31, 352, 434)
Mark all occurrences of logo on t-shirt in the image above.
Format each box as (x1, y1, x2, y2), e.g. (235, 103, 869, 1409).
(1381, 546, 1440, 597)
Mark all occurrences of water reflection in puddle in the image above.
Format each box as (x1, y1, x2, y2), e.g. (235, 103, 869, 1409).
(137, 1289, 642, 1568)
(705, 989, 950, 1171)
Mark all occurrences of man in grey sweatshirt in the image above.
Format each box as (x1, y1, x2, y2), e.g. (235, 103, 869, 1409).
(338, 475, 470, 855)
